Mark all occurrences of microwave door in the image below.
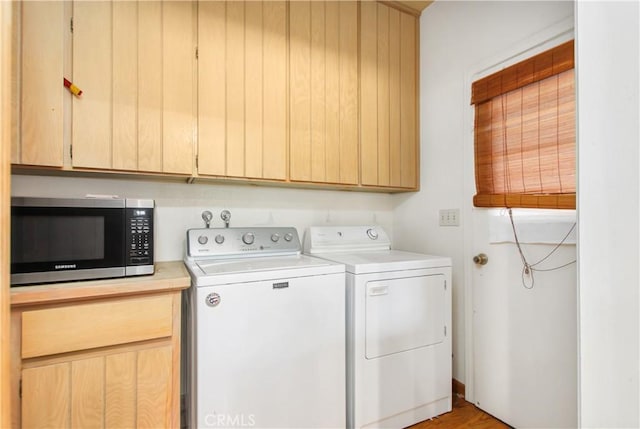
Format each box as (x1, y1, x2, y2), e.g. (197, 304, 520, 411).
(11, 205, 126, 285)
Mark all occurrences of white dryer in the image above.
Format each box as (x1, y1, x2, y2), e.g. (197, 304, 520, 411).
(304, 226, 452, 429)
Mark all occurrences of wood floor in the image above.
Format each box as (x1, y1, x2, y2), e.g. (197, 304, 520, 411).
(409, 396, 512, 429)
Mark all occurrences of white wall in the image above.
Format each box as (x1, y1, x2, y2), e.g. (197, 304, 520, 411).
(393, 1, 574, 382)
(11, 175, 395, 262)
(576, 1, 640, 427)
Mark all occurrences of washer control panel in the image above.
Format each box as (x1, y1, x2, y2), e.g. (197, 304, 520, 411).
(186, 227, 301, 259)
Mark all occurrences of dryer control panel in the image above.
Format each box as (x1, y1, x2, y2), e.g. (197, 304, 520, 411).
(304, 225, 391, 254)
(186, 227, 301, 259)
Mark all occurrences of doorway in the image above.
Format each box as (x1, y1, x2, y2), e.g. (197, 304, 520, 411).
(462, 23, 578, 428)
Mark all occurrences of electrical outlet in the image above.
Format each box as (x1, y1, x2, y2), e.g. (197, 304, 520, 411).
(439, 209, 460, 227)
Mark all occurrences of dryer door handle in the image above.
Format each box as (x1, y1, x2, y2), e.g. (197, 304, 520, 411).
(368, 285, 389, 296)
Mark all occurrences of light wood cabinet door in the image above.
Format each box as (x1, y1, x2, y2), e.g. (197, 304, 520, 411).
(198, 1, 287, 180)
(21, 363, 70, 428)
(72, 0, 195, 174)
(290, 1, 358, 185)
(21, 347, 174, 429)
(16, 1, 65, 167)
(361, 2, 418, 189)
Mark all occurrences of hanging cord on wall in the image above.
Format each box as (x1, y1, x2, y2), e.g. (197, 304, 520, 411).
(508, 208, 577, 289)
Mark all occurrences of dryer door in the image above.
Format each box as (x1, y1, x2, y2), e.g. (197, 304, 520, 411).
(365, 274, 445, 359)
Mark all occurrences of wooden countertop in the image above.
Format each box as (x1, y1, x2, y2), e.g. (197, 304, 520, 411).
(10, 261, 191, 307)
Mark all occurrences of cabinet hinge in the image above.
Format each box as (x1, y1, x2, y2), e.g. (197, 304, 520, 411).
(195, 46, 198, 59)
(19, 379, 22, 398)
(70, 17, 74, 33)
(70, 145, 73, 159)
(195, 155, 198, 169)
(444, 280, 447, 290)
(444, 326, 447, 337)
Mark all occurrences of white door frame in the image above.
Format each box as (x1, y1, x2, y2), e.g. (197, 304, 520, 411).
(462, 17, 575, 404)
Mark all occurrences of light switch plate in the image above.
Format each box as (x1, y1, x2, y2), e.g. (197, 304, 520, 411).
(439, 209, 460, 227)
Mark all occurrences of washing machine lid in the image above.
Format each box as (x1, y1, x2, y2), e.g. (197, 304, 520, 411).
(185, 254, 344, 286)
(310, 250, 451, 274)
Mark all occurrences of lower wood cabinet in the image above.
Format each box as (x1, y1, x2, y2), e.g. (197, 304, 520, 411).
(11, 285, 184, 428)
(22, 346, 173, 428)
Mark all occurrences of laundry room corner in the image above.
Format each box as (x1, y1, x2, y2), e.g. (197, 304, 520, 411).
(391, 0, 576, 406)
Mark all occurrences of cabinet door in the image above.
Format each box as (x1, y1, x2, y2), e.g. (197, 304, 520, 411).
(72, 0, 111, 169)
(198, 1, 287, 180)
(162, 1, 195, 175)
(18, 1, 64, 167)
(21, 358, 107, 427)
(290, 1, 358, 185)
(22, 346, 174, 428)
(21, 363, 70, 428)
(361, 3, 418, 189)
(72, 0, 194, 174)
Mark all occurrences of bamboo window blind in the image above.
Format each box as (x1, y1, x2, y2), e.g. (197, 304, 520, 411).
(471, 40, 575, 209)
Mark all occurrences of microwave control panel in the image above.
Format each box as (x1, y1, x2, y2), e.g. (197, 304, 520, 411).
(126, 207, 154, 266)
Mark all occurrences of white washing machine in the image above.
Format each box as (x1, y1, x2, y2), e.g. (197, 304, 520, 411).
(304, 226, 452, 429)
(184, 227, 346, 429)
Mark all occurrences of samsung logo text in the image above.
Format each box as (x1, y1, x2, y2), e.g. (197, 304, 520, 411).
(55, 264, 77, 270)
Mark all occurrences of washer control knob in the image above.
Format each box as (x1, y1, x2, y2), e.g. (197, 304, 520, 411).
(284, 232, 294, 242)
(198, 235, 208, 245)
(271, 233, 280, 243)
(366, 228, 378, 240)
(214, 234, 225, 244)
(242, 232, 255, 245)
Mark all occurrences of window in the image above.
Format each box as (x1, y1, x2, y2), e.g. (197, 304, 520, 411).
(471, 40, 575, 209)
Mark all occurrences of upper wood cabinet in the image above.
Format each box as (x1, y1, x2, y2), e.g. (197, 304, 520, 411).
(15, 2, 65, 167)
(13, 1, 421, 192)
(197, 1, 288, 180)
(289, 1, 359, 185)
(72, 0, 195, 175)
(360, 2, 418, 189)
